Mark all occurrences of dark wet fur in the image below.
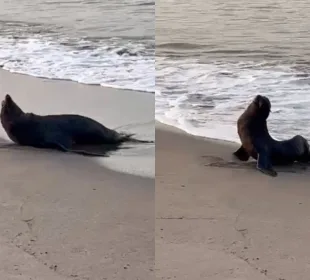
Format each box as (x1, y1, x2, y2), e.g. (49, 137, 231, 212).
(0, 94, 153, 157)
(233, 95, 310, 177)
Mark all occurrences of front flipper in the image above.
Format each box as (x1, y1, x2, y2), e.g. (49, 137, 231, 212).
(257, 153, 277, 177)
(43, 132, 114, 157)
(39, 130, 71, 151)
(233, 145, 250, 161)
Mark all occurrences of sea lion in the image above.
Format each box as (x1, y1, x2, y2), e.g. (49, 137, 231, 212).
(0, 94, 153, 157)
(233, 94, 310, 177)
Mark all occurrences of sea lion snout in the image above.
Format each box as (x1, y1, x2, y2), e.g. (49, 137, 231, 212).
(253, 95, 271, 119)
(1, 94, 12, 108)
(5, 94, 12, 103)
(0, 94, 24, 119)
(253, 95, 265, 106)
(254, 94, 263, 101)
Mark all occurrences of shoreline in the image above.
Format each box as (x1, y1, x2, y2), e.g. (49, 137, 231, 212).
(156, 120, 239, 148)
(0, 68, 155, 95)
(155, 115, 241, 144)
(156, 121, 310, 280)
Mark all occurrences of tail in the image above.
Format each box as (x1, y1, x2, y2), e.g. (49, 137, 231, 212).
(117, 133, 154, 144)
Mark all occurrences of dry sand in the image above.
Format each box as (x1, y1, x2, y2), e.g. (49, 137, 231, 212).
(0, 146, 154, 280)
(0, 70, 154, 280)
(156, 122, 310, 280)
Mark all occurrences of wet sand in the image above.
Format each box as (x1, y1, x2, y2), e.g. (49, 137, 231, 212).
(156, 122, 310, 280)
(0, 70, 154, 279)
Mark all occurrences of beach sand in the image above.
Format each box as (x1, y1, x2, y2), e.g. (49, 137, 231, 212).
(0, 70, 154, 280)
(156, 122, 310, 280)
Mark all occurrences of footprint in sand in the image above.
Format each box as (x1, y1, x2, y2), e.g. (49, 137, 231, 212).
(202, 155, 308, 174)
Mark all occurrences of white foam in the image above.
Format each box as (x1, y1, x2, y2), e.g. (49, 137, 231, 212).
(0, 36, 155, 93)
(156, 57, 310, 141)
(156, 111, 239, 143)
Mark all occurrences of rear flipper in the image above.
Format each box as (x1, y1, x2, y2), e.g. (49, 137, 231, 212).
(70, 143, 131, 157)
(257, 152, 277, 177)
(233, 145, 250, 161)
(117, 133, 154, 144)
(56, 143, 110, 157)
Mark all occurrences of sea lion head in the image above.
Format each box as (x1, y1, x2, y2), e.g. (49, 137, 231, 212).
(252, 94, 271, 120)
(1, 94, 24, 119)
(1, 94, 24, 133)
(0, 94, 25, 143)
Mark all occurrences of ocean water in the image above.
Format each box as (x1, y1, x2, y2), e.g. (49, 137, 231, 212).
(0, 0, 155, 93)
(156, 0, 310, 142)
